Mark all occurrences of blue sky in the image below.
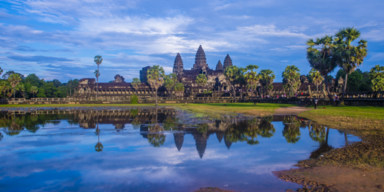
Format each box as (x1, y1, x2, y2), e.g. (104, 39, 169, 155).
(1, 0, 384, 82)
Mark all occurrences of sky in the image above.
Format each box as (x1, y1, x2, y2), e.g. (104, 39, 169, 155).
(1, 0, 384, 83)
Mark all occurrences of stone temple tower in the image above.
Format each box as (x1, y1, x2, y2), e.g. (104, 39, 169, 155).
(223, 54, 233, 69)
(173, 53, 184, 75)
(216, 60, 223, 71)
(193, 45, 209, 70)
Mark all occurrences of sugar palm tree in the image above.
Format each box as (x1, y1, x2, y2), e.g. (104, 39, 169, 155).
(164, 73, 177, 99)
(309, 69, 324, 91)
(333, 28, 368, 98)
(196, 74, 207, 88)
(8, 73, 21, 99)
(94, 55, 103, 100)
(147, 65, 165, 106)
(369, 65, 384, 92)
(259, 69, 275, 97)
(243, 64, 260, 97)
(131, 78, 141, 95)
(306, 35, 337, 97)
(30, 86, 38, 98)
(282, 65, 300, 97)
(224, 66, 243, 102)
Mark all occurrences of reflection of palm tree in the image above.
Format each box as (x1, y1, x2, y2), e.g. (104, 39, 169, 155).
(8, 113, 24, 136)
(147, 133, 166, 147)
(131, 117, 141, 129)
(164, 116, 177, 131)
(309, 124, 326, 143)
(310, 127, 333, 159)
(95, 121, 103, 152)
(282, 115, 301, 144)
(0, 132, 3, 141)
(259, 116, 275, 138)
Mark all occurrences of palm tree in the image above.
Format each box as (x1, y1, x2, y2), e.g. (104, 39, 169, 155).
(94, 70, 100, 99)
(306, 35, 337, 98)
(243, 64, 260, 97)
(174, 82, 185, 97)
(196, 74, 208, 88)
(94, 55, 103, 100)
(224, 66, 243, 102)
(0, 81, 11, 98)
(369, 65, 384, 92)
(164, 73, 177, 99)
(8, 74, 21, 99)
(30, 86, 38, 98)
(16, 84, 25, 98)
(147, 65, 165, 106)
(333, 28, 368, 98)
(282, 65, 300, 97)
(131, 78, 141, 95)
(259, 69, 275, 97)
(309, 69, 324, 91)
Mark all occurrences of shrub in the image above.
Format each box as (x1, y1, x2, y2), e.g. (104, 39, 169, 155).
(130, 94, 138, 104)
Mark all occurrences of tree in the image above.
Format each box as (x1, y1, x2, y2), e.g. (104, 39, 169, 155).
(52, 79, 61, 87)
(94, 55, 103, 100)
(259, 69, 275, 97)
(243, 64, 260, 97)
(25, 74, 41, 87)
(0, 81, 11, 98)
(309, 69, 324, 91)
(282, 65, 300, 97)
(370, 65, 384, 92)
(163, 73, 177, 99)
(16, 83, 25, 98)
(196, 74, 207, 88)
(307, 35, 338, 98)
(37, 87, 46, 98)
(30, 86, 38, 98)
(131, 78, 141, 95)
(94, 70, 100, 98)
(224, 66, 243, 102)
(2, 71, 24, 80)
(8, 73, 21, 99)
(0, 67, 3, 77)
(174, 82, 185, 97)
(147, 65, 165, 106)
(333, 28, 368, 98)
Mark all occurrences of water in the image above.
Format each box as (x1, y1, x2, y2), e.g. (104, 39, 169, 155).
(0, 107, 360, 192)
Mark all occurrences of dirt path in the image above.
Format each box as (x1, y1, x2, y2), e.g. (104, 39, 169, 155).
(274, 107, 313, 115)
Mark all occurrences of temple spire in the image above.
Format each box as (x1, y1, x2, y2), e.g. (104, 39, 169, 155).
(216, 60, 223, 71)
(193, 45, 208, 70)
(173, 53, 184, 75)
(223, 54, 233, 69)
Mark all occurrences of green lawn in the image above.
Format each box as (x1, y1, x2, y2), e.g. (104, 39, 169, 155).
(298, 105, 384, 130)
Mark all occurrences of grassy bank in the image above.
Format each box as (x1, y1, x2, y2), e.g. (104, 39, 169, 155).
(298, 105, 384, 131)
(0, 103, 295, 117)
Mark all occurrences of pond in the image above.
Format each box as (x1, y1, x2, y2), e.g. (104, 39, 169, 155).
(0, 107, 360, 192)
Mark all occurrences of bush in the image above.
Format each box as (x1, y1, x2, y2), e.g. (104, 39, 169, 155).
(130, 94, 138, 104)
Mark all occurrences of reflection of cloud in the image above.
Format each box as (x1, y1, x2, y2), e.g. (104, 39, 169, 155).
(242, 163, 294, 175)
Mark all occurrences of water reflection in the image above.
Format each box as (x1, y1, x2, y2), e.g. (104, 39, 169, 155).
(0, 107, 360, 192)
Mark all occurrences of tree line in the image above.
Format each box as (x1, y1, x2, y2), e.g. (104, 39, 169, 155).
(0, 70, 79, 99)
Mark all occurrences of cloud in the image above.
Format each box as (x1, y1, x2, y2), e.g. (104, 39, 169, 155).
(78, 16, 194, 35)
(7, 55, 74, 63)
(271, 48, 287, 51)
(363, 28, 384, 41)
(236, 25, 309, 38)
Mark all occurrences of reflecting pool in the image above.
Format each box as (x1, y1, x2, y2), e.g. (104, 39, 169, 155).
(0, 107, 360, 192)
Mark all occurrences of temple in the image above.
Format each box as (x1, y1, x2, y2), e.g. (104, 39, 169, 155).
(75, 45, 340, 99)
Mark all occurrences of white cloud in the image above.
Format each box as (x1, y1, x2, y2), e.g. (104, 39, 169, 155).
(236, 25, 309, 38)
(363, 28, 384, 41)
(79, 16, 193, 35)
(271, 48, 287, 51)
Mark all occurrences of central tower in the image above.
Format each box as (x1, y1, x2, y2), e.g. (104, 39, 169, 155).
(193, 45, 208, 70)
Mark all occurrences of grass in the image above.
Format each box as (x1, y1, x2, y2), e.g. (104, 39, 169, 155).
(0, 102, 295, 117)
(298, 105, 384, 130)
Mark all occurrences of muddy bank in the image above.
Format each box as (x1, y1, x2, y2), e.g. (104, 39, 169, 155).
(276, 133, 384, 192)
